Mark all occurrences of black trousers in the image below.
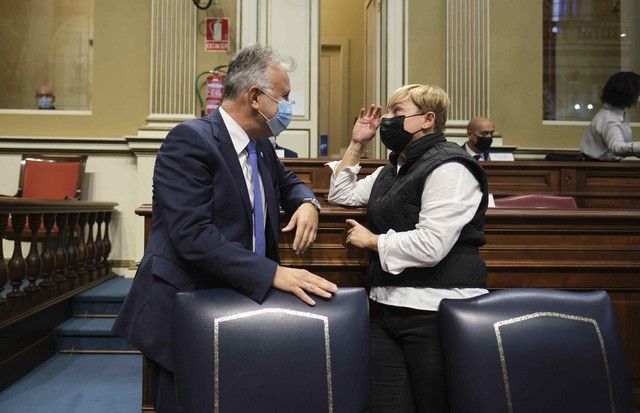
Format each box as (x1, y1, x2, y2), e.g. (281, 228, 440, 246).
(370, 301, 449, 413)
(147, 358, 182, 413)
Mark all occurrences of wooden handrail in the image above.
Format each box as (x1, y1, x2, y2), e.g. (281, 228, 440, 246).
(0, 197, 117, 213)
(0, 199, 118, 328)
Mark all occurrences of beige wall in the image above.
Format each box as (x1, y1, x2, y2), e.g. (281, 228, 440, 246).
(0, 0, 636, 148)
(406, 0, 638, 151)
(0, 0, 151, 138)
(490, 0, 619, 149)
(0, 0, 93, 110)
(195, 0, 237, 115)
(407, 0, 446, 88)
(320, 0, 365, 123)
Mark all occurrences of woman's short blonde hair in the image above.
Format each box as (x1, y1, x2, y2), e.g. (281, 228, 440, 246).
(386, 84, 450, 132)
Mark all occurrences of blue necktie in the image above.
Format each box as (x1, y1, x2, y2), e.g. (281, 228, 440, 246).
(247, 141, 266, 256)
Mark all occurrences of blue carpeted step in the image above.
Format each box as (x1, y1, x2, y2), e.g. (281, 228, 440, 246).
(0, 354, 141, 412)
(54, 317, 136, 352)
(72, 276, 133, 316)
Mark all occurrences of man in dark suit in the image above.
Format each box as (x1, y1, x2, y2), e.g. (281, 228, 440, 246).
(461, 116, 495, 161)
(113, 44, 337, 412)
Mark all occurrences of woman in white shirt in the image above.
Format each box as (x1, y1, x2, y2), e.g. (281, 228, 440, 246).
(580, 71, 640, 161)
(327, 84, 489, 413)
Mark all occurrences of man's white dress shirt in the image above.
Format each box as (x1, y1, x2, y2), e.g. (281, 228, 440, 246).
(219, 107, 266, 252)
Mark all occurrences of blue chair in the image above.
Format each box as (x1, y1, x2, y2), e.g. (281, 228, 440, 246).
(172, 287, 370, 413)
(439, 289, 635, 413)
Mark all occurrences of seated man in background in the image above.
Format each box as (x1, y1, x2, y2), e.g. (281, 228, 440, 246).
(35, 85, 55, 110)
(462, 116, 495, 161)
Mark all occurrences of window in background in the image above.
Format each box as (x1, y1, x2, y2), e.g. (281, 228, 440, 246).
(543, 0, 639, 121)
(0, 0, 93, 111)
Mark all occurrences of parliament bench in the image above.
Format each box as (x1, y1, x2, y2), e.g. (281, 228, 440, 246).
(282, 159, 640, 209)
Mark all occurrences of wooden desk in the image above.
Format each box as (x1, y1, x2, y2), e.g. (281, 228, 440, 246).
(136, 204, 640, 408)
(282, 159, 640, 208)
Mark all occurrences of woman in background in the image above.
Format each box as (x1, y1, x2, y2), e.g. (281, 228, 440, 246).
(581, 71, 640, 161)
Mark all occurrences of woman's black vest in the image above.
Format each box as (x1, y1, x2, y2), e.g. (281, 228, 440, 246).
(367, 132, 489, 288)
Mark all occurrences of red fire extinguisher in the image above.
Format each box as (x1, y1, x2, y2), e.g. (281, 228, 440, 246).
(196, 65, 227, 116)
(205, 72, 225, 114)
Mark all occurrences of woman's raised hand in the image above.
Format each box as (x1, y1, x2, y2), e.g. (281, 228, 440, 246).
(351, 104, 382, 144)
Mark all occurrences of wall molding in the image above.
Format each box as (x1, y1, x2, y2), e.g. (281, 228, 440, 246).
(5, 134, 569, 157)
(0, 135, 164, 155)
(0, 110, 92, 116)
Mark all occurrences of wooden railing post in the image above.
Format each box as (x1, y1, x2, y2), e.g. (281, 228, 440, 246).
(94, 212, 104, 277)
(66, 213, 79, 280)
(40, 213, 56, 288)
(25, 213, 42, 293)
(76, 212, 88, 280)
(102, 211, 112, 275)
(8, 213, 27, 298)
(86, 212, 96, 281)
(0, 199, 118, 328)
(54, 213, 68, 283)
(0, 213, 8, 305)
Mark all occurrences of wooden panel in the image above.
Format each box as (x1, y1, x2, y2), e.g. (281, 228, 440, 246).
(282, 159, 640, 209)
(609, 291, 640, 406)
(282, 159, 385, 193)
(0, 298, 69, 391)
(484, 169, 560, 195)
(577, 168, 640, 193)
(560, 167, 577, 192)
(279, 206, 368, 286)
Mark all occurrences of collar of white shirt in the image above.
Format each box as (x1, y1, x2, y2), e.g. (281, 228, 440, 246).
(218, 107, 251, 156)
(463, 142, 483, 159)
(603, 103, 625, 122)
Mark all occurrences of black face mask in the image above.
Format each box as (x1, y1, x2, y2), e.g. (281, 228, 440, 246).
(380, 114, 424, 153)
(475, 136, 493, 152)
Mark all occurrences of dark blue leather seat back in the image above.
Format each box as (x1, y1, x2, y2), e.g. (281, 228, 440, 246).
(172, 287, 370, 413)
(439, 289, 634, 413)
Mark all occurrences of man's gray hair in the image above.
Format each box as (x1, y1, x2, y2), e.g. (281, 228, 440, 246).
(223, 44, 295, 99)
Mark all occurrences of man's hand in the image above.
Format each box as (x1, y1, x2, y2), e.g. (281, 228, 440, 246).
(345, 219, 378, 251)
(272, 265, 338, 306)
(351, 104, 382, 145)
(281, 202, 319, 255)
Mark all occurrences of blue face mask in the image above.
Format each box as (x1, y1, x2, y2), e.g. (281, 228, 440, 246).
(37, 96, 54, 109)
(258, 89, 292, 136)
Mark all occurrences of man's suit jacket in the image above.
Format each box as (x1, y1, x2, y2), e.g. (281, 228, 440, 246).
(461, 141, 490, 161)
(113, 110, 314, 371)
